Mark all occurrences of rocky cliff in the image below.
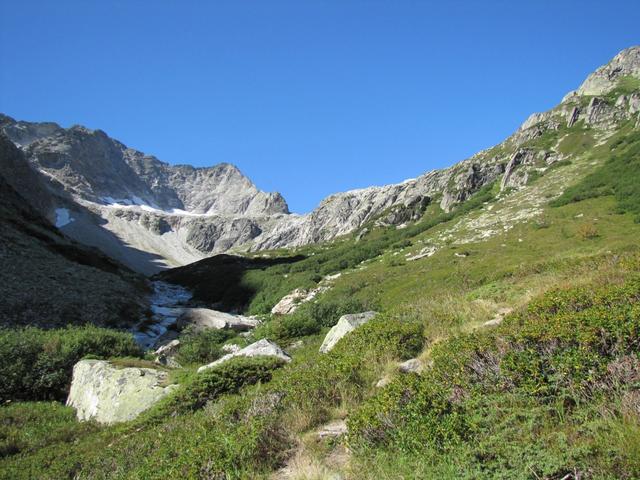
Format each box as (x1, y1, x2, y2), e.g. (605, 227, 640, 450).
(2, 46, 639, 274)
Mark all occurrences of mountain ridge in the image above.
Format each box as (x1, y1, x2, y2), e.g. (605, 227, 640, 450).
(1, 46, 638, 274)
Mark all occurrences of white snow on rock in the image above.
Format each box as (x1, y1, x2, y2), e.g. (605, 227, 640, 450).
(54, 208, 74, 227)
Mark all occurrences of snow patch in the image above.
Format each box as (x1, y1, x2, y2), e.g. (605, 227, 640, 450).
(55, 208, 74, 227)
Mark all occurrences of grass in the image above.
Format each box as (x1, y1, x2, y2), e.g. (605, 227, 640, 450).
(3, 98, 640, 478)
(552, 126, 640, 221)
(347, 265, 640, 479)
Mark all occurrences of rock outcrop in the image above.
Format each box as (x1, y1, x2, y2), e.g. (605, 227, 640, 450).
(66, 360, 177, 424)
(319, 312, 378, 353)
(574, 46, 640, 97)
(177, 308, 260, 332)
(197, 338, 291, 372)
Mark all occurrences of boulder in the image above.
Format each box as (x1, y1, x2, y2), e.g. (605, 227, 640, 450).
(197, 338, 291, 373)
(66, 360, 177, 424)
(271, 288, 310, 315)
(398, 358, 424, 374)
(154, 339, 182, 368)
(177, 308, 260, 332)
(319, 311, 378, 353)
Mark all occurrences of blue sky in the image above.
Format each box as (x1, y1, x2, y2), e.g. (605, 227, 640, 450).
(1, 1, 638, 213)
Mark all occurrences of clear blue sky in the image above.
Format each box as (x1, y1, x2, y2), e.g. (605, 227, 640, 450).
(1, 1, 638, 213)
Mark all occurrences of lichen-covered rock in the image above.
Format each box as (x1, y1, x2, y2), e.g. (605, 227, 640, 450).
(177, 308, 260, 332)
(319, 311, 378, 353)
(197, 339, 291, 373)
(66, 360, 177, 424)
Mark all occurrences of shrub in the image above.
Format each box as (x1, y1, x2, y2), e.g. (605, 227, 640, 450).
(254, 297, 372, 343)
(0, 402, 97, 458)
(306, 297, 370, 328)
(348, 273, 640, 466)
(270, 317, 425, 428)
(0, 326, 141, 401)
(347, 373, 468, 451)
(253, 311, 320, 343)
(551, 130, 640, 222)
(176, 328, 235, 365)
(154, 356, 285, 414)
(578, 222, 599, 239)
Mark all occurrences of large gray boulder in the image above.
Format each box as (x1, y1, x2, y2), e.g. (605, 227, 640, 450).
(319, 311, 378, 353)
(177, 308, 260, 332)
(66, 359, 177, 424)
(198, 338, 291, 373)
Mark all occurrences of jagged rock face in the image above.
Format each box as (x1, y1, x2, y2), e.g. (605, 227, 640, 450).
(575, 46, 640, 97)
(185, 217, 263, 251)
(66, 360, 177, 424)
(0, 132, 54, 220)
(0, 116, 290, 217)
(1, 46, 639, 273)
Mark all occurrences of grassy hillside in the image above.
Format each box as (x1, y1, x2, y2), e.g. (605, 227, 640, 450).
(2, 86, 640, 478)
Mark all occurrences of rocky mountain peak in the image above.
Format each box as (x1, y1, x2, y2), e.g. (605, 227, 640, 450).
(574, 45, 640, 97)
(1, 46, 638, 274)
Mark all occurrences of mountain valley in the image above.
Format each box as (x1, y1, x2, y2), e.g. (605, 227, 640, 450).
(1, 46, 640, 480)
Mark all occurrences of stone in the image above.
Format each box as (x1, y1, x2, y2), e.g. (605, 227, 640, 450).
(271, 288, 308, 315)
(398, 358, 424, 374)
(576, 46, 640, 96)
(198, 339, 291, 373)
(154, 339, 180, 357)
(177, 308, 260, 332)
(154, 339, 182, 368)
(316, 420, 347, 439)
(567, 106, 580, 127)
(271, 285, 330, 315)
(376, 376, 392, 388)
(319, 311, 378, 353)
(66, 360, 177, 424)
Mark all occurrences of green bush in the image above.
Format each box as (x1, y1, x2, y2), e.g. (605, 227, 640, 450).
(151, 356, 285, 415)
(270, 317, 425, 426)
(347, 273, 640, 478)
(347, 373, 468, 451)
(0, 326, 141, 402)
(0, 402, 97, 458)
(552, 130, 640, 221)
(175, 328, 235, 365)
(259, 313, 320, 341)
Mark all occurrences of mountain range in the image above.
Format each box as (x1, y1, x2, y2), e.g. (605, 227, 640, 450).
(3, 45, 640, 480)
(2, 46, 637, 275)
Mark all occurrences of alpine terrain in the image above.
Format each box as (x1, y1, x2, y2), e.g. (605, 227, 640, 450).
(1, 46, 640, 480)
